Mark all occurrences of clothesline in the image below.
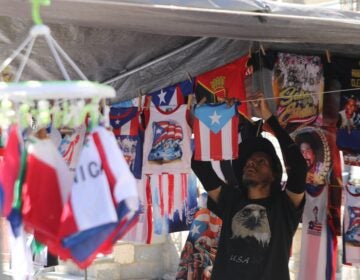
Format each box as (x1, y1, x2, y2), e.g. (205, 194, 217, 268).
(123, 86, 359, 108)
(243, 86, 359, 103)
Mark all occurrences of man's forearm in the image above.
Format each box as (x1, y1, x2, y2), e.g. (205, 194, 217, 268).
(191, 159, 224, 192)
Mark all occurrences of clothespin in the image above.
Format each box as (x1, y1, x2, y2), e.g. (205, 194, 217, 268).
(325, 50, 331, 63)
(0, 99, 15, 130)
(102, 101, 110, 128)
(198, 96, 207, 106)
(138, 90, 142, 112)
(144, 94, 152, 110)
(74, 100, 85, 128)
(37, 100, 51, 128)
(248, 43, 253, 58)
(19, 103, 31, 129)
(187, 94, 193, 110)
(259, 44, 266, 56)
(186, 71, 193, 84)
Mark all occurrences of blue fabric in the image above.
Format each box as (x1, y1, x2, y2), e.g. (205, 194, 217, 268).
(7, 208, 22, 237)
(194, 103, 236, 133)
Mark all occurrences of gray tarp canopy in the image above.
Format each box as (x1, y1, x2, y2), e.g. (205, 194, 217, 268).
(1, 0, 360, 101)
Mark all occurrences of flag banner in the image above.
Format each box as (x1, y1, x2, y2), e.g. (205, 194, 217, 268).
(195, 56, 249, 115)
(110, 107, 144, 179)
(193, 103, 239, 161)
(144, 79, 192, 110)
(273, 53, 324, 132)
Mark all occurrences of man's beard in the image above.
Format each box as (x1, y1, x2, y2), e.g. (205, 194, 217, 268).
(242, 177, 258, 189)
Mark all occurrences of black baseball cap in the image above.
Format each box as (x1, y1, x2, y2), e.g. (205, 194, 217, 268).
(233, 136, 283, 192)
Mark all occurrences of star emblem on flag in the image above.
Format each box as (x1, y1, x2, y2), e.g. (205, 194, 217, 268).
(190, 224, 201, 236)
(158, 89, 167, 105)
(209, 110, 221, 125)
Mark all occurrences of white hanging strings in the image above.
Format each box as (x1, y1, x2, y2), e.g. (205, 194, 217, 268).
(0, 25, 88, 82)
(0, 24, 115, 131)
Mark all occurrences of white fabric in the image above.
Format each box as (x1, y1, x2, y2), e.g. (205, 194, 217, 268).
(71, 133, 118, 231)
(298, 186, 328, 280)
(142, 105, 192, 175)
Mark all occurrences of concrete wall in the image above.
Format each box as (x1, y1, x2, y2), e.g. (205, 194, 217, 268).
(36, 233, 183, 280)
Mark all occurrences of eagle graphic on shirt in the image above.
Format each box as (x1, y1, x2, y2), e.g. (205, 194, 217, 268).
(231, 204, 271, 247)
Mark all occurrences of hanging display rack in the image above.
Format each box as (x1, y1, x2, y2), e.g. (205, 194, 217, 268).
(0, 2, 115, 101)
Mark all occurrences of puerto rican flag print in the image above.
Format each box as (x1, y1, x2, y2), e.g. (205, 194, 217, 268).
(21, 136, 73, 256)
(58, 126, 140, 268)
(144, 79, 192, 109)
(110, 107, 144, 179)
(193, 103, 239, 161)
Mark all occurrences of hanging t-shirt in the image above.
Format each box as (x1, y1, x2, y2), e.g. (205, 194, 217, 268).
(206, 187, 303, 280)
(272, 52, 324, 132)
(144, 79, 192, 110)
(195, 55, 249, 115)
(193, 103, 239, 161)
(343, 180, 360, 265)
(110, 107, 144, 179)
(142, 105, 192, 175)
(298, 185, 331, 280)
(292, 126, 340, 280)
(292, 126, 343, 236)
(325, 56, 360, 165)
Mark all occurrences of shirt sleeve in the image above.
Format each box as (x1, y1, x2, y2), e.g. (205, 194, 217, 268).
(207, 185, 241, 219)
(266, 116, 307, 194)
(280, 192, 305, 233)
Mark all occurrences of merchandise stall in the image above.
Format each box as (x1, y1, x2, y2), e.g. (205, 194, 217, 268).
(0, 1, 360, 279)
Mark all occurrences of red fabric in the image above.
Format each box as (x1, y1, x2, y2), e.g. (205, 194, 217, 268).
(0, 126, 21, 217)
(195, 56, 249, 115)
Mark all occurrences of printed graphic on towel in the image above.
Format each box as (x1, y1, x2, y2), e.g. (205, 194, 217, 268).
(116, 135, 138, 171)
(273, 53, 324, 131)
(293, 127, 331, 188)
(336, 92, 360, 166)
(307, 206, 323, 236)
(148, 120, 183, 163)
(345, 205, 360, 246)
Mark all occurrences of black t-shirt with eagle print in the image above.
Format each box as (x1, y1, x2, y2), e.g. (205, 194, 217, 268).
(206, 116, 305, 279)
(208, 188, 303, 280)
